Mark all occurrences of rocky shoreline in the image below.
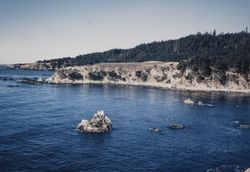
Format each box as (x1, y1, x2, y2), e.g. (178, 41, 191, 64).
(8, 62, 56, 71)
(46, 61, 250, 93)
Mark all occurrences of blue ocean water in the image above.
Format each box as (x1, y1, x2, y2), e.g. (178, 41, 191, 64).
(0, 66, 250, 172)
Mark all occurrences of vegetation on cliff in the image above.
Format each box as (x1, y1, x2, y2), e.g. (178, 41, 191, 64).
(48, 62, 250, 92)
(38, 32, 249, 77)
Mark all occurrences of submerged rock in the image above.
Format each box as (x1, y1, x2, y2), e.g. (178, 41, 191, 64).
(148, 128, 161, 132)
(239, 124, 250, 129)
(7, 85, 20, 88)
(20, 77, 45, 84)
(234, 120, 240, 124)
(197, 101, 204, 106)
(20, 78, 39, 84)
(0, 76, 15, 81)
(207, 164, 243, 172)
(184, 98, 194, 105)
(168, 124, 185, 129)
(77, 111, 112, 133)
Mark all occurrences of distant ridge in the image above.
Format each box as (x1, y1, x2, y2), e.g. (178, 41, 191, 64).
(10, 32, 250, 77)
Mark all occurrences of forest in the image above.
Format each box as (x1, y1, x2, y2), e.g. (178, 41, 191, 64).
(39, 31, 250, 77)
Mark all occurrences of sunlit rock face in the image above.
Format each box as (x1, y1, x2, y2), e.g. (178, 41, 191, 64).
(47, 61, 250, 93)
(77, 111, 112, 133)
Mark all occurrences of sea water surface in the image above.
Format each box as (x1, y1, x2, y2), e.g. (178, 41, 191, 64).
(0, 66, 250, 172)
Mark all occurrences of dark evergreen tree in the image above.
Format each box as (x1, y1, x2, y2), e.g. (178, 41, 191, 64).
(39, 32, 250, 76)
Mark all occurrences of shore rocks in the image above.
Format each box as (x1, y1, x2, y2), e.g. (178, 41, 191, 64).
(56, 70, 67, 79)
(184, 98, 194, 105)
(77, 111, 112, 133)
(20, 78, 37, 84)
(20, 77, 45, 84)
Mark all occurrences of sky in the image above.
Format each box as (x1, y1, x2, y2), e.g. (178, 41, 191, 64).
(0, 0, 249, 64)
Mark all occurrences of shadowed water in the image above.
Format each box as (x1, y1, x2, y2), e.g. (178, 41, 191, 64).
(0, 67, 250, 171)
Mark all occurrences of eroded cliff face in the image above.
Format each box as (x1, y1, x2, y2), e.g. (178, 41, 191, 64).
(47, 61, 250, 93)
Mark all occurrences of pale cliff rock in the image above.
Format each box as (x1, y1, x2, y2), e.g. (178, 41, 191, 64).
(47, 61, 250, 93)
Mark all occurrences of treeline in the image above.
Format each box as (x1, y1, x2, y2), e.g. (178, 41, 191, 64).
(177, 32, 250, 77)
(39, 31, 250, 76)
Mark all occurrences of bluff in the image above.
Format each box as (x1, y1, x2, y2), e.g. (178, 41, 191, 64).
(47, 61, 250, 93)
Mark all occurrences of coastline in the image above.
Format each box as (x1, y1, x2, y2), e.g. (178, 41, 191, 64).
(46, 61, 250, 94)
(47, 80, 250, 94)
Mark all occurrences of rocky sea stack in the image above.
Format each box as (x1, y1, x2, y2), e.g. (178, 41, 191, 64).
(77, 111, 112, 133)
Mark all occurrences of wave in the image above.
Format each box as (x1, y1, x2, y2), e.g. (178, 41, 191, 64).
(197, 101, 215, 107)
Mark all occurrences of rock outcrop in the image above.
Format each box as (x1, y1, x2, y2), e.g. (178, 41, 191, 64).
(168, 124, 185, 129)
(207, 164, 246, 172)
(239, 124, 250, 129)
(197, 101, 204, 106)
(47, 61, 250, 93)
(77, 111, 112, 133)
(245, 168, 250, 172)
(184, 98, 194, 105)
(148, 128, 161, 132)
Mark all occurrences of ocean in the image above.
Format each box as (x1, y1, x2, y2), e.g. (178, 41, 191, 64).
(0, 66, 250, 172)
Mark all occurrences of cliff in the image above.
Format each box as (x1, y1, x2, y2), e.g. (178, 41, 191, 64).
(47, 61, 250, 93)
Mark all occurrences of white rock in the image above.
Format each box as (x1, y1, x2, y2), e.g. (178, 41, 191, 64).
(184, 98, 194, 105)
(77, 111, 112, 133)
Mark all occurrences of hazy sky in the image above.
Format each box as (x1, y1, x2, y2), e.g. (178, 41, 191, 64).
(0, 0, 249, 64)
